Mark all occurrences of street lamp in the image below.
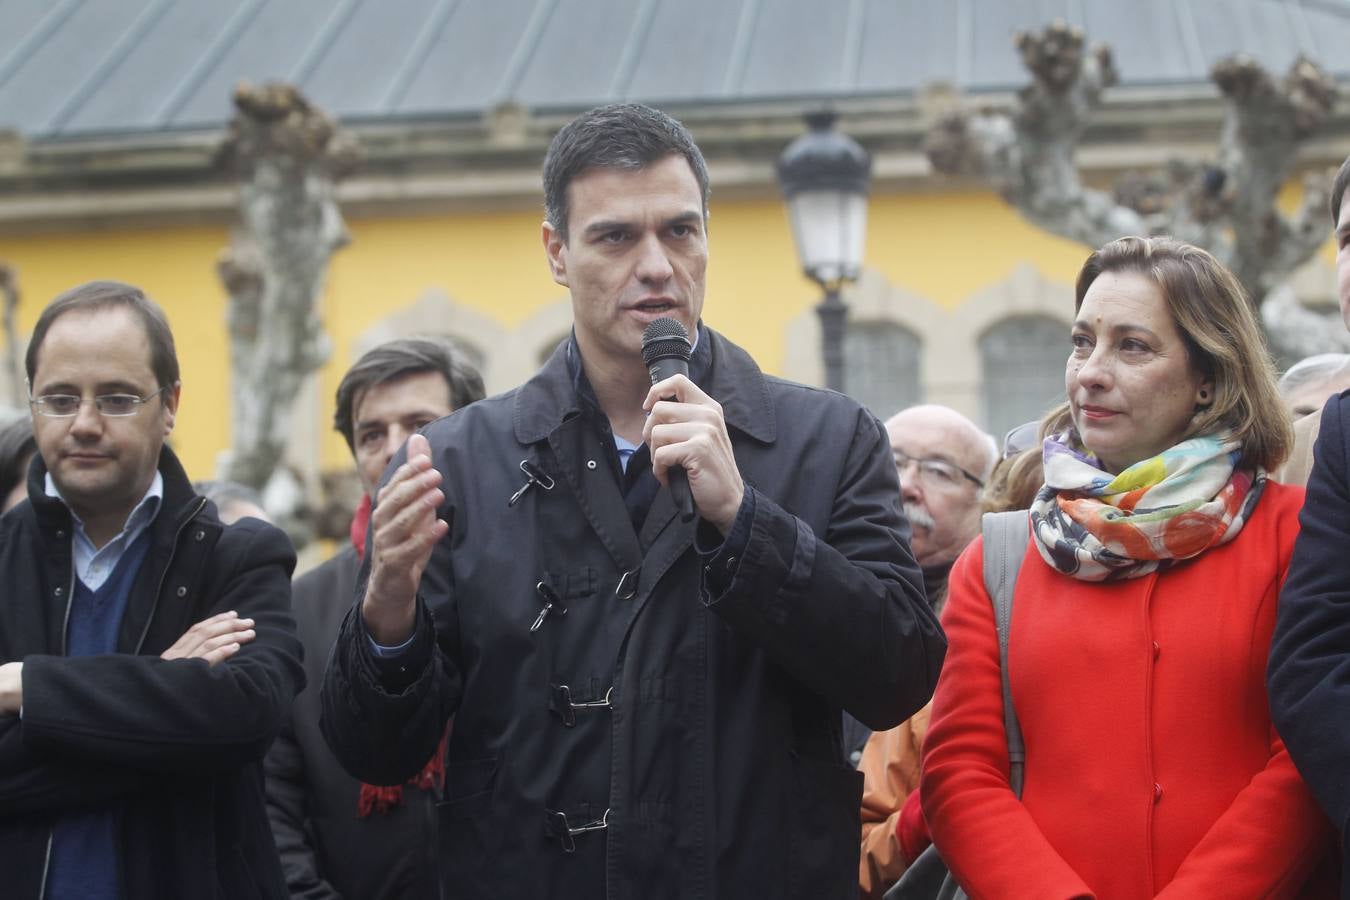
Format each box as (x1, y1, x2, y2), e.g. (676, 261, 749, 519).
(775, 111, 872, 393)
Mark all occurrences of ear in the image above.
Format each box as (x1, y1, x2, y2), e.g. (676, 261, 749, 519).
(542, 220, 569, 288)
(1195, 375, 1215, 408)
(161, 381, 182, 437)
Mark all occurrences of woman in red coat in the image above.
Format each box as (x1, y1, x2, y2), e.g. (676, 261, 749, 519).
(921, 237, 1333, 899)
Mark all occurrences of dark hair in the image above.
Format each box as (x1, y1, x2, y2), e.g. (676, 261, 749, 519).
(334, 336, 486, 453)
(26, 281, 179, 392)
(542, 103, 710, 243)
(1042, 236, 1291, 471)
(1332, 155, 1350, 227)
(0, 416, 35, 503)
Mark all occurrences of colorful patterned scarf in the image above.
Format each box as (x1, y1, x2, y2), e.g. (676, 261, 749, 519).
(1029, 431, 1265, 581)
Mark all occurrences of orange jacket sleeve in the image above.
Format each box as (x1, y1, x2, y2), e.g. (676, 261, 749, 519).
(858, 706, 928, 899)
(920, 539, 1094, 900)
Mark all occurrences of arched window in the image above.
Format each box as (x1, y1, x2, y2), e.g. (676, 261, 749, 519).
(843, 320, 922, 420)
(979, 315, 1067, 443)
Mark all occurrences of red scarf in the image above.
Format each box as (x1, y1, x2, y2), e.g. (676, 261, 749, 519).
(350, 494, 451, 818)
(350, 493, 371, 560)
(357, 730, 449, 818)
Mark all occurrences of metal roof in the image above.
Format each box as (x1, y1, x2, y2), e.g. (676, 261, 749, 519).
(3, 0, 1350, 137)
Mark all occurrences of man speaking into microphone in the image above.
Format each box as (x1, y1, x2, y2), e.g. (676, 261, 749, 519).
(321, 103, 944, 899)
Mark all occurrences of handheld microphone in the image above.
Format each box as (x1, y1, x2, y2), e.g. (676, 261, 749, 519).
(641, 318, 696, 522)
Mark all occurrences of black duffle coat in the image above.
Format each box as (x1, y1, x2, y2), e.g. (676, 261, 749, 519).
(321, 327, 945, 899)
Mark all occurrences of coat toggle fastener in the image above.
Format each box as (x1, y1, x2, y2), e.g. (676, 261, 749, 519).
(615, 568, 639, 600)
(508, 459, 555, 507)
(549, 684, 614, 727)
(530, 581, 567, 632)
(544, 807, 610, 853)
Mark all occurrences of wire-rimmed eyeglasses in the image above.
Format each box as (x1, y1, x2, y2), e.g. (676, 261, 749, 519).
(30, 384, 171, 418)
(893, 450, 985, 489)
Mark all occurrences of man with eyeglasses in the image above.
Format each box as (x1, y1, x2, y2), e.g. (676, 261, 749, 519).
(0, 281, 303, 900)
(856, 404, 997, 899)
(884, 405, 997, 606)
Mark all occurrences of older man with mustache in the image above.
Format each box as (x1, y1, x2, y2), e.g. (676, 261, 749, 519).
(856, 404, 997, 898)
(886, 405, 997, 613)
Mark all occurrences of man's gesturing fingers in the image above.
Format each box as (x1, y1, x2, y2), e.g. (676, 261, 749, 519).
(161, 611, 257, 666)
(364, 433, 449, 644)
(371, 431, 437, 504)
(370, 435, 446, 565)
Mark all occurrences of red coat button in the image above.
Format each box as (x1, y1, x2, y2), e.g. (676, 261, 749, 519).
(1153, 783, 1163, 804)
(1152, 641, 1161, 660)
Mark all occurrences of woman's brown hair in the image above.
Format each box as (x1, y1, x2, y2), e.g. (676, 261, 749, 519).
(983, 447, 1045, 513)
(1041, 236, 1291, 471)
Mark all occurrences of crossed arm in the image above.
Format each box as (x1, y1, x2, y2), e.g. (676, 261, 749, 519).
(0, 611, 262, 817)
(0, 527, 303, 818)
(0, 610, 256, 714)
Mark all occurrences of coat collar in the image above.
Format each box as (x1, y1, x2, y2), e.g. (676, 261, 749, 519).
(513, 325, 777, 447)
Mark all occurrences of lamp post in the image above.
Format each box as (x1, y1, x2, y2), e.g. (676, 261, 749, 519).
(775, 111, 872, 394)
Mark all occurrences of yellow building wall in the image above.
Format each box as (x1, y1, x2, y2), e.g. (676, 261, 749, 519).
(0, 184, 1328, 481)
(2, 225, 235, 478)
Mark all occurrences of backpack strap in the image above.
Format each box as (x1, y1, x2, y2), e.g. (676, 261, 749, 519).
(981, 509, 1030, 799)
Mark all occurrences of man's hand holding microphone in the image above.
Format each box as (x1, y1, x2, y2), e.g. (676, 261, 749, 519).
(641, 318, 744, 536)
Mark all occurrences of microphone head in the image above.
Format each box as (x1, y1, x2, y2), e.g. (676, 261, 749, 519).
(641, 318, 692, 367)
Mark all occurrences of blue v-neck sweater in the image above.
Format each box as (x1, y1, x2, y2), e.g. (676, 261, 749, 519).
(44, 530, 152, 900)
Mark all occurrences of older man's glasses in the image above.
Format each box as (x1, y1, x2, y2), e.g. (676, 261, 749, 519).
(30, 385, 170, 418)
(893, 451, 984, 489)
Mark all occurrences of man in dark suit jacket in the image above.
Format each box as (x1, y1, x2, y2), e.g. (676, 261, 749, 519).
(0, 281, 303, 900)
(264, 336, 483, 899)
(1267, 154, 1350, 897)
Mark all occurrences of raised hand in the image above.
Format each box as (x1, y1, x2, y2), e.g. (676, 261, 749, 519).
(160, 610, 256, 666)
(362, 432, 447, 645)
(642, 374, 745, 535)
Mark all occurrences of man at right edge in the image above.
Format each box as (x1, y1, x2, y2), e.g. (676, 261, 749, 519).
(320, 102, 944, 899)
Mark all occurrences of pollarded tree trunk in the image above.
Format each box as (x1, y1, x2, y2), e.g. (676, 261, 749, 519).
(0, 263, 23, 410)
(924, 22, 1341, 362)
(215, 83, 361, 491)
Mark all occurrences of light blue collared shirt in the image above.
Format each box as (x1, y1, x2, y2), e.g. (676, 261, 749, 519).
(45, 471, 164, 590)
(614, 433, 640, 474)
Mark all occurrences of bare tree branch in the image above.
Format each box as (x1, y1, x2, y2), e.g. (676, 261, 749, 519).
(924, 21, 1340, 360)
(215, 82, 360, 491)
(1269, 169, 1335, 283)
(0, 264, 22, 409)
(1212, 55, 1337, 302)
(925, 22, 1143, 247)
(1262, 283, 1350, 355)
